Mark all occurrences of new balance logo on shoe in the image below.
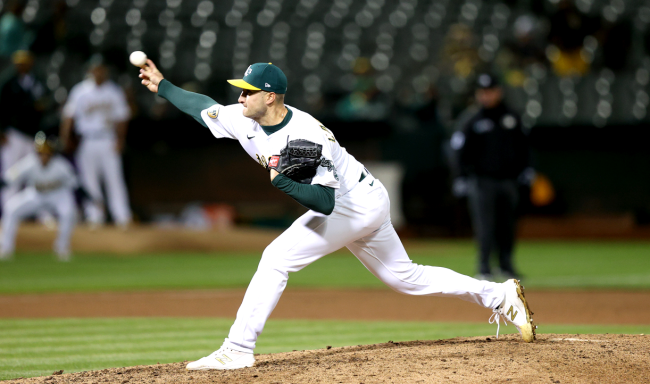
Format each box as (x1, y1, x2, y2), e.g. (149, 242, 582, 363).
(214, 354, 233, 365)
(489, 279, 535, 343)
(187, 346, 256, 370)
(506, 305, 518, 321)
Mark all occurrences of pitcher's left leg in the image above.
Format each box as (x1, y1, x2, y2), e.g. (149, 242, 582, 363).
(223, 206, 381, 354)
(187, 209, 375, 371)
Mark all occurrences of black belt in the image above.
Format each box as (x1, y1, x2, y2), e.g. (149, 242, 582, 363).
(359, 168, 369, 182)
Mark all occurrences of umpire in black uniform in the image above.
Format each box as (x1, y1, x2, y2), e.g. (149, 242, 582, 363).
(451, 74, 532, 280)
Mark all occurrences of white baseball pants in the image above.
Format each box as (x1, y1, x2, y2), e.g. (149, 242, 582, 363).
(224, 175, 506, 353)
(1, 187, 76, 255)
(75, 139, 131, 226)
(1, 129, 35, 206)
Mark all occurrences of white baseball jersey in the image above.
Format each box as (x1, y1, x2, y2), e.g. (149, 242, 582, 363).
(62, 79, 130, 139)
(4, 153, 77, 193)
(200, 104, 365, 196)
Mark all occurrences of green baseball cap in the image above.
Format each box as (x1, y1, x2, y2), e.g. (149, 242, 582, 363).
(227, 63, 288, 94)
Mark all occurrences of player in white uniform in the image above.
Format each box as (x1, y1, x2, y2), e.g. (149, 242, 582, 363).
(138, 61, 536, 370)
(0, 133, 78, 261)
(60, 61, 131, 228)
(0, 51, 46, 207)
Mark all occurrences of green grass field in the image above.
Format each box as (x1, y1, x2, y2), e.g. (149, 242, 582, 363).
(1, 240, 649, 294)
(1, 240, 649, 380)
(1, 318, 649, 380)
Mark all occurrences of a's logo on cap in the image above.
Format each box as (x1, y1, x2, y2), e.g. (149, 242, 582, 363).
(245, 66, 253, 76)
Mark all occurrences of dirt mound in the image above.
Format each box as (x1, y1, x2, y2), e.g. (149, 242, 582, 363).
(8, 334, 648, 384)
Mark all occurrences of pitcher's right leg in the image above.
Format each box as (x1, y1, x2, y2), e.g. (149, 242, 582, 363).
(347, 220, 506, 309)
(347, 215, 536, 342)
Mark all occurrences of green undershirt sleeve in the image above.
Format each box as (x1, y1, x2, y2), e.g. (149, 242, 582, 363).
(271, 174, 335, 215)
(157, 79, 217, 128)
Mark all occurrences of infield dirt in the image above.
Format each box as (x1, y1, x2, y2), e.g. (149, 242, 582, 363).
(6, 333, 649, 384)
(2, 289, 650, 324)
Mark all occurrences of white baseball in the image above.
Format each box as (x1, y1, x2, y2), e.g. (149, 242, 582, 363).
(129, 51, 147, 67)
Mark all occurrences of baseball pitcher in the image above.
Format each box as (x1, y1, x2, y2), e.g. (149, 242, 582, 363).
(138, 60, 536, 370)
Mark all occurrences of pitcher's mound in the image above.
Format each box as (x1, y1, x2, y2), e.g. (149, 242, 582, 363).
(8, 333, 649, 384)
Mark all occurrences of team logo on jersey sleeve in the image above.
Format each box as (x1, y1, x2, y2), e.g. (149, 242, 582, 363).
(320, 159, 339, 181)
(207, 105, 219, 119)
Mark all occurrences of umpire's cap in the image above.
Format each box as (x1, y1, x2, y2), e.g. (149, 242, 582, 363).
(228, 63, 288, 94)
(476, 73, 500, 89)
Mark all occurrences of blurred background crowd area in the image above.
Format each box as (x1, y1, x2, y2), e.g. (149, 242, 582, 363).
(1, 0, 649, 236)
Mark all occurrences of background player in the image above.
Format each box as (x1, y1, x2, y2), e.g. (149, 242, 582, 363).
(0, 132, 79, 261)
(138, 59, 536, 370)
(59, 59, 131, 229)
(0, 50, 47, 208)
